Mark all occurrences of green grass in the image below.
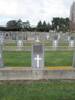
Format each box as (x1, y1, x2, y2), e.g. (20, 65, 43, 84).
(0, 80, 75, 100)
(45, 51, 73, 66)
(4, 43, 32, 46)
(3, 51, 73, 67)
(3, 51, 31, 67)
(4, 41, 69, 46)
(4, 43, 16, 46)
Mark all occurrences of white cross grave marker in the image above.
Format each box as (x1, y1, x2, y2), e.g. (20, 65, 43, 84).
(70, 40, 74, 47)
(17, 40, 23, 46)
(36, 37, 40, 42)
(53, 40, 58, 47)
(34, 54, 42, 68)
(47, 35, 49, 40)
(0, 54, 2, 58)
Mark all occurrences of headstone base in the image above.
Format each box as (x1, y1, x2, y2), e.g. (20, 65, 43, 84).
(32, 69, 43, 80)
(17, 46, 23, 51)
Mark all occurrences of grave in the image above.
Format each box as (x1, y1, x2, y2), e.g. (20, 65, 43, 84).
(68, 36, 75, 47)
(46, 34, 50, 40)
(35, 36, 40, 42)
(16, 35, 23, 51)
(72, 52, 75, 67)
(0, 33, 4, 45)
(0, 33, 4, 67)
(32, 43, 44, 79)
(12, 32, 16, 40)
(52, 35, 59, 50)
(0, 47, 3, 67)
(17, 39, 23, 50)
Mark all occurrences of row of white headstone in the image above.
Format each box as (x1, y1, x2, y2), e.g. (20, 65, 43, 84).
(17, 37, 75, 48)
(53, 39, 75, 48)
(52, 35, 75, 48)
(0, 33, 75, 68)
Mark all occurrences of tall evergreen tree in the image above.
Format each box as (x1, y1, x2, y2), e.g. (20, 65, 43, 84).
(42, 21, 47, 31)
(47, 23, 51, 32)
(36, 21, 43, 31)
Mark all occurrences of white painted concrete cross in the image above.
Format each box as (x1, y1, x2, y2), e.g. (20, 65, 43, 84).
(0, 53, 2, 58)
(17, 40, 23, 46)
(34, 54, 42, 68)
(53, 40, 58, 47)
(46, 35, 49, 40)
(36, 37, 40, 42)
(69, 40, 74, 47)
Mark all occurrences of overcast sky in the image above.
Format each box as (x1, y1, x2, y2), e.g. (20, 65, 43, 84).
(0, 0, 74, 26)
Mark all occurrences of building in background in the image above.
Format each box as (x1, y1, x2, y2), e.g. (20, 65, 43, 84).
(70, 1, 75, 32)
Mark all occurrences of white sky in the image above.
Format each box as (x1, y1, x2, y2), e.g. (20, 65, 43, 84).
(0, 0, 74, 26)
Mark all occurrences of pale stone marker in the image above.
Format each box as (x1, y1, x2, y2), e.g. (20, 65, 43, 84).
(35, 36, 40, 43)
(0, 47, 3, 67)
(72, 52, 75, 67)
(68, 36, 74, 47)
(58, 34, 60, 40)
(32, 44, 44, 79)
(17, 39, 23, 50)
(12, 32, 16, 40)
(70, 40, 74, 47)
(52, 35, 59, 49)
(0, 33, 4, 67)
(46, 34, 49, 40)
(0, 33, 4, 45)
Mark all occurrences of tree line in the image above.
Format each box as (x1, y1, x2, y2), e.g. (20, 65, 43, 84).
(0, 17, 70, 32)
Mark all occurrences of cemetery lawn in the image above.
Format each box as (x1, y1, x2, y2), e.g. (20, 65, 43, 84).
(4, 42, 32, 46)
(3, 51, 73, 67)
(4, 42, 69, 46)
(3, 51, 31, 67)
(0, 80, 75, 100)
(45, 51, 73, 66)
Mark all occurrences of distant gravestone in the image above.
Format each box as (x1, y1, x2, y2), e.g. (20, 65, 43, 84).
(68, 36, 74, 47)
(72, 52, 75, 67)
(35, 36, 40, 43)
(32, 44, 44, 79)
(12, 32, 16, 40)
(0, 33, 4, 45)
(58, 34, 60, 39)
(46, 34, 49, 40)
(0, 47, 3, 67)
(52, 35, 59, 49)
(0, 33, 4, 67)
(17, 39, 23, 50)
